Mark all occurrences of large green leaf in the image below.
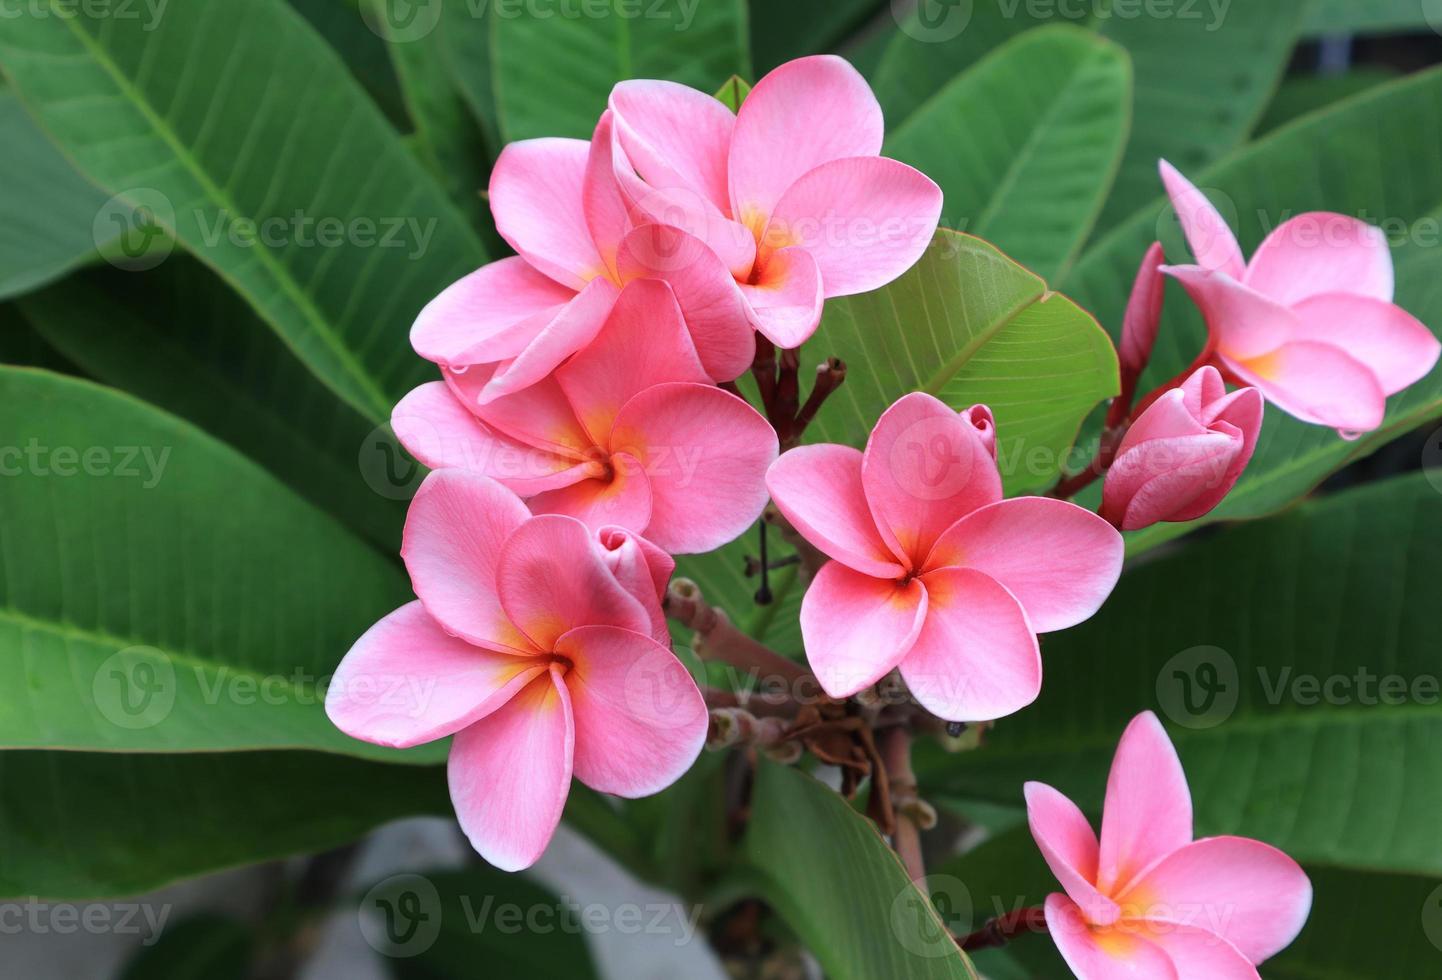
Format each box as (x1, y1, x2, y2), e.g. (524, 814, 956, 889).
(746, 761, 979, 980)
(806, 230, 1119, 496)
(1089, 0, 1305, 234)
(374, 868, 600, 978)
(0, 90, 112, 300)
(19, 259, 405, 550)
(1066, 68, 1442, 551)
(490, 0, 751, 142)
(0, 751, 447, 898)
(885, 25, 1131, 281)
(0, 0, 487, 422)
(0, 367, 433, 761)
(1302, 0, 1441, 35)
(872, 2, 1303, 240)
(920, 472, 1442, 876)
(287, 0, 408, 126)
(1256, 67, 1400, 136)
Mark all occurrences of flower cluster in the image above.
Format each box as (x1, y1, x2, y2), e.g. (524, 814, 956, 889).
(323, 52, 1437, 974)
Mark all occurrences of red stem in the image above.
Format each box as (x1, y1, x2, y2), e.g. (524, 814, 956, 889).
(957, 906, 1048, 952)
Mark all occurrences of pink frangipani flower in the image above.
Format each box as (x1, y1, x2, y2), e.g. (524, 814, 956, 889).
(765, 393, 1123, 722)
(1026, 712, 1312, 979)
(410, 112, 756, 404)
(1158, 160, 1440, 436)
(326, 470, 706, 871)
(394, 279, 778, 554)
(606, 55, 944, 348)
(1102, 366, 1263, 530)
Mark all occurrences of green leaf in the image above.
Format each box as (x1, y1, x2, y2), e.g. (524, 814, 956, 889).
(885, 25, 1132, 281)
(490, 0, 751, 142)
(0, 90, 112, 301)
(0, 750, 447, 898)
(748, 0, 883, 74)
(1302, 0, 1442, 36)
(1066, 67, 1442, 551)
(18, 259, 405, 551)
(715, 73, 752, 111)
(919, 472, 1442, 876)
(1256, 67, 1400, 136)
(745, 761, 978, 980)
(437, 0, 503, 158)
(373, 868, 600, 978)
(805, 230, 1120, 497)
(0, 0, 487, 422)
(0, 367, 433, 761)
(0, 304, 77, 373)
(118, 915, 253, 980)
(1089, 0, 1306, 235)
(287, 0, 409, 126)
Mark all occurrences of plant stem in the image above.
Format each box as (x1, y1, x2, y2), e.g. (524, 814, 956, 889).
(665, 578, 811, 684)
(957, 906, 1049, 952)
(881, 727, 926, 882)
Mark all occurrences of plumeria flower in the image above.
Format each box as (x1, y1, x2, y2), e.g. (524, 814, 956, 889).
(394, 279, 777, 554)
(765, 393, 1123, 721)
(1158, 160, 1440, 436)
(326, 471, 707, 871)
(1102, 366, 1263, 530)
(410, 112, 756, 404)
(606, 55, 944, 348)
(1026, 712, 1312, 979)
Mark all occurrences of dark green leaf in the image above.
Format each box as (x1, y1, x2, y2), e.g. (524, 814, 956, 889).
(118, 915, 253, 980)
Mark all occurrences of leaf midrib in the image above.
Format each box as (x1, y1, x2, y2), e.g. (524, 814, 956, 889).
(49, 2, 393, 420)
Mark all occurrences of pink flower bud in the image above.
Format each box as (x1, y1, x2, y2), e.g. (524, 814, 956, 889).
(960, 404, 997, 460)
(1101, 366, 1262, 530)
(1119, 241, 1166, 381)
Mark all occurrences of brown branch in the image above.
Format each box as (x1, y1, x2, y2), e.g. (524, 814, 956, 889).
(762, 504, 829, 583)
(957, 906, 1049, 952)
(786, 358, 847, 450)
(666, 578, 810, 684)
(880, 727, 929, 883)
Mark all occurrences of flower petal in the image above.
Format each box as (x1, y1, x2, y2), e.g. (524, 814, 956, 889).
(410, 257, 574, 366)
(497, 514, 653, 650)
(391, 382, 591, 495)
(460, 372, 595, 460)
(1227, 340, 1386, 434)
(584, 112, 631, 281)
(1101, 432, 1245, 531)
(1098, 712, 1193, 896)
(491, 138, 606, 289)
(609, 79, 735, 214)
(402, 470, 536, 653)
(1121, 837, 1312, 964)
(1158, 160, 1245, 280)
(463, 277, 621, 405)
(1162, 265, 1296, 360)
(1025, 782, 1120, 927)
(1244, 212, 1394, 305)
(1290, 292, 1441, 396)
(1045, 894, 1179, 980)
(609, 383, 778, 554)
(799, 561, 927, 699)
(729, 55, 883, 230)
(596, 525, 675, 646)
(557, 625, 707, 797)
(526, 452, 655, 539)
(449, 670, 574, 871)
(764, 156, 942, 297)
(862, 392, 1003, 569)
(766, 445, 906, 579)
(740, 244, 825, 348)
(925, 498, 1123, 632)
(900, 567, 1041, 722)
(556, 279, 709, 444)
(616, 224, 756, 382)
(1120, 242, 1167, 378)
(328, 601, 546, 749)
(1140, 925, 1261, 980)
